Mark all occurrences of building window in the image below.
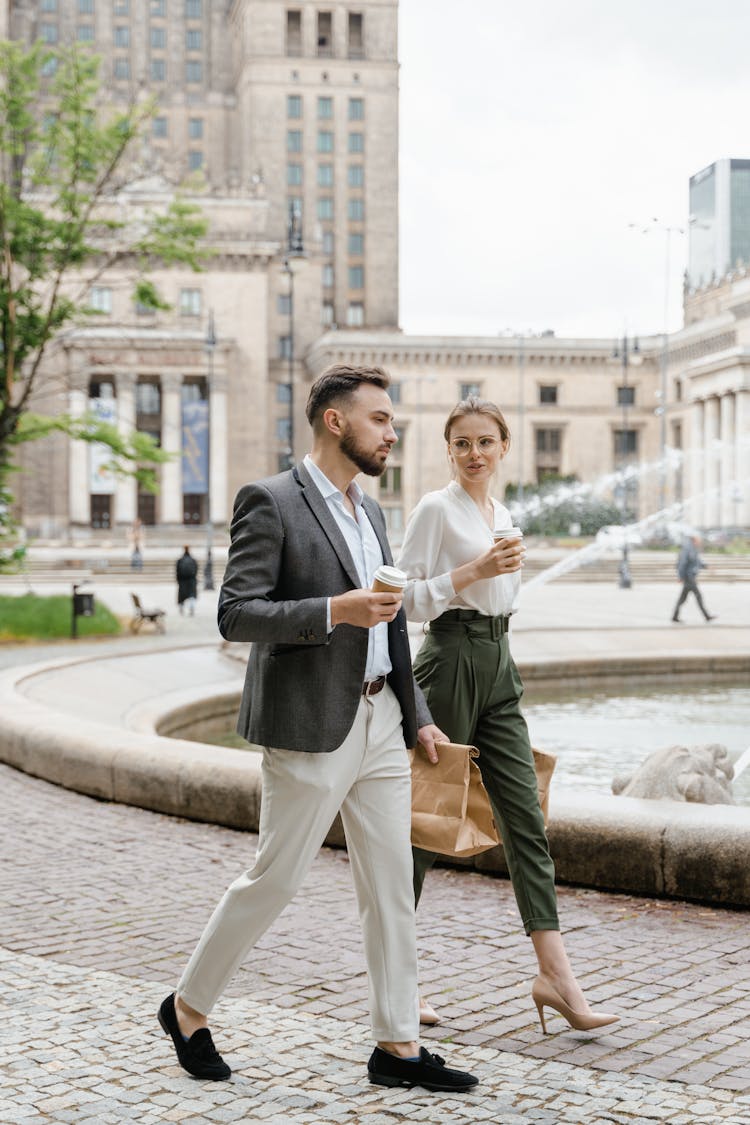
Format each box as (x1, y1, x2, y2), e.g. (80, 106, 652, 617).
(348, 266, 364, 289)
(277, 382, 292, 403)
(614, 430, 638, 458)
(379, 465, 401, 497)
(348, 97, 364, 121)
(347, 198, 364, 221)
(535, 428, 561, 454)
(188, 151, 204, 171)
(322, 264, 334, 288)
(539, 384, 558, 404)
(347, 164, 364, 188)
(287, 163, 303, 186)
(318, 96, 333, 119)
(286, 10, 302, 55)
(77, 24, 94, 40)
(185, 0, 201, 16)
(186, 28, 202, 50)
(317, 11, 332, 56)
(151, 58, 165, 81)
(287, 129, 302, 152)
(186, 60, 203, 83)
(347, 301, 364, 326)
(460, 382, 481, 399)
(383, 506, 404, 538)
(91, 494, 112, 530)
(150, 27, 165, 49)
(322, 230, 334, 255)
(317, 130, 334, 153)
(40, 23, 59, 43)
(348, 232, 364, 255)
(278, 336, 292, 360)
(113, 25, 130, 46)
(180, 288, 202, 316)
(78, 0, 94, 13)
(348, 11, 364, 58)
(276, 418, 292, 443)
(278, 294, 291, 316)
(389, 381, 401, 405)
(114, 0, 129, 13)
(114, 57, 130, 79)
(188, 117, 204, 139)
(617, 385, 636, 406)
(152, 116, 168, 137)
(348, 131, 364, 154)
(41, 0, 58, 10)
(321, 301, 335, 325)
(317, 164, 333, 187)
(41, 57, 59, 76)
(151, 0, 166, 14)
(287, 94, 302, 119)
(89, 286, 112, 313)
(317, 197, 334, 220)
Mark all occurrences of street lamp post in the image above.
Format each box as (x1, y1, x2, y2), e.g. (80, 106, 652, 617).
(612, 333, 639, 588)
(283, 202, 304, 470)
(203, 309, 217, 590)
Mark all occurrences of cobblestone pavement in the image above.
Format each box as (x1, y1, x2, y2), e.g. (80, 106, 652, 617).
(3, 763, 750, 1124)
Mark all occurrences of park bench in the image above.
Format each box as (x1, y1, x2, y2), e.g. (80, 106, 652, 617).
(130, 592, 166, 634)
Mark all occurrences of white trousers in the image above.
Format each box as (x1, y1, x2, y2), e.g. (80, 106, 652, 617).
(177, 684, 420, 1042)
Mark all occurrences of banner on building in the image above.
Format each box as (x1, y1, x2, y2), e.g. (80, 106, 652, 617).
(182, 399, 209, 494)
(88, 396, 118, 495)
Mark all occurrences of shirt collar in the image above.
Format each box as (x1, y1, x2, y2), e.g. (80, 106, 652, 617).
(303, 453, 364, 507)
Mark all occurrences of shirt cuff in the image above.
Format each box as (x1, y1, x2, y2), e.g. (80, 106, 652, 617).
(326, 597, 333, 634)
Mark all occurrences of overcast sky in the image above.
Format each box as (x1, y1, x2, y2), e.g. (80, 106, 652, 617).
(398, 0, 750, 342)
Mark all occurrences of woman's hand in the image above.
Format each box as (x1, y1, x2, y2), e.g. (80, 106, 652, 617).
(451, 538, 525, 593)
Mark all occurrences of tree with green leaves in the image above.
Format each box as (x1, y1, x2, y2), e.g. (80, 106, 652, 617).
(0, 41, 208, 565)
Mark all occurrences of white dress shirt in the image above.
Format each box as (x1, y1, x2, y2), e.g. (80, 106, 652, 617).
(303, 455, 391, 679)
(397, 480, 522, 622)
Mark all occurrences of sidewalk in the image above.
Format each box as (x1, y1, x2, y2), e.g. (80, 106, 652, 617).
(1, 578, 749, 1123)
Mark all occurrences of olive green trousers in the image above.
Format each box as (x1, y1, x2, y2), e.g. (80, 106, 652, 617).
(413, 610, 559, 934)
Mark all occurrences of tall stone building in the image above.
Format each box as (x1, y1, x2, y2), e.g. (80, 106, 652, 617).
(6, 0, 400, 537)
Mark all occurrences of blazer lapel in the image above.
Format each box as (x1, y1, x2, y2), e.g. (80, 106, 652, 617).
(362, 495, 393, 565)
(294, 463, 362, 589)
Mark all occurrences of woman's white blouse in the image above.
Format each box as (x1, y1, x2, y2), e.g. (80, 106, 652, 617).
(397, 480, 522, 622)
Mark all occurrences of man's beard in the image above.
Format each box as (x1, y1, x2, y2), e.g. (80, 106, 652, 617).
(339, 426, 389, 477)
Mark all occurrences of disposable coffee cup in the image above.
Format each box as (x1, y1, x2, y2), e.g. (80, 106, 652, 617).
(493, 526, 523, 543)
(372, 565, 407, 594)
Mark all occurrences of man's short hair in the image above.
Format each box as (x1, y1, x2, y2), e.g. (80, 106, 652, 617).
(305, 364, 391, 428)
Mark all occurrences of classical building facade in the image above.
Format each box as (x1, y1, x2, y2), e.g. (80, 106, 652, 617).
(5, 4, 748, 541)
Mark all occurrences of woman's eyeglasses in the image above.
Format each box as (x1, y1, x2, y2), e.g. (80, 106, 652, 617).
(449, 437, 500, 457)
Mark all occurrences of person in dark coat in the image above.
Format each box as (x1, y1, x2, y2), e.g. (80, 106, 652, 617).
(176, 546, 198, 615)
(672, 533, 715, 623)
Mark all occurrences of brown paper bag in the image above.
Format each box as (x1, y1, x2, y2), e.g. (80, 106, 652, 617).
(410, 742, 557, 858)
(410, 742, 499, 857)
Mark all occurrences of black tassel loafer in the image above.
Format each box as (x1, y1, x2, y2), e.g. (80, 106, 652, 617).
(158, 993, 231, 1080)
(367, 1046, 478, 1092)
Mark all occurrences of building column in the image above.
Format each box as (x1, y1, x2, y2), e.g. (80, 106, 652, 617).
(114, 370, 137, 526)
(703, 396, 721, 528)
(719, 393, 735, 528)
(735, 390, 750, 529)
(160, 372, 183, 525)
(686, 399, 705, 529)
(209, 369, 229, 526)
(68, 367, 89, 526)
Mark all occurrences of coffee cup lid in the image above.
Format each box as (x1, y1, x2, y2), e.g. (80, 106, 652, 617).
(373, 564, 407, 587)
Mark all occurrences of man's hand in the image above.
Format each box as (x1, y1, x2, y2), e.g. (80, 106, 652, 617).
(331, 588, 402, 629)
(418, 724, 449, 764)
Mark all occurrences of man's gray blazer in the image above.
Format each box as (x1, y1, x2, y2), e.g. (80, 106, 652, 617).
(218, 461, 432, 753)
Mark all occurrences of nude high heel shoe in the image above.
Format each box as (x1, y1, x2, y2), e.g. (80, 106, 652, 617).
(531, 976, 619, 1035)
(419, 995, 441, 1026)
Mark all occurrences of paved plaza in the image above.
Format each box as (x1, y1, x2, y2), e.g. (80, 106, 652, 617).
(1, 571, 750, 1123)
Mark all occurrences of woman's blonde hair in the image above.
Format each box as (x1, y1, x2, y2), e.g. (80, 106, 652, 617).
(443, 395, 511, 448)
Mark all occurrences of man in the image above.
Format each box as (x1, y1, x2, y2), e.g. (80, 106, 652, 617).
(158, 364, 478, 1094)
(175, 546, 198, 615)
(672, 532, 716, 623)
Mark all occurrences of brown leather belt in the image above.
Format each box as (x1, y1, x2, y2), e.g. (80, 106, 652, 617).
(362, 676, 387, 697)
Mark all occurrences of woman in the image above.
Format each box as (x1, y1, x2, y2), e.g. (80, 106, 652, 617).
(397, 396, 618, 1035)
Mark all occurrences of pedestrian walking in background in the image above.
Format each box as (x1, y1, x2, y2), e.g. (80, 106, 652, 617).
(157, 364, 478, 1093)
(129, 517, 144, 571)
(176, 546, 198, 616)
(672, 533, 716, 623)
(398, 394, 619, 1036)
